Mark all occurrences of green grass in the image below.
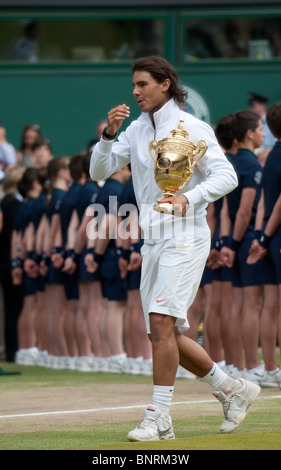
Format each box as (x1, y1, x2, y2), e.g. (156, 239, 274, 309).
(0, 359, 281, 451)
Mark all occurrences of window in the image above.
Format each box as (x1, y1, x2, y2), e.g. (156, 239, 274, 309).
(0, 16, 165, 63)
(182, 15, 281, 62)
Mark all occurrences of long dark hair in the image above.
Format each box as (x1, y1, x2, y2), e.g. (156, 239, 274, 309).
(132, 56, 188, 108)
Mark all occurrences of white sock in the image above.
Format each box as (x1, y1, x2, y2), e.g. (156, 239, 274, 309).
(202, 362, 240, 394)
(152, 385, 174, 415)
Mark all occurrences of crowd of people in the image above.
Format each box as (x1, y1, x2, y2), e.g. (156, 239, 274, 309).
(0, 91, 280, 389)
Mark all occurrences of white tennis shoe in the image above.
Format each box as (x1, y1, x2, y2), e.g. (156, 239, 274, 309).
(127, 404, 175, 442)
(214, 378, 260, 433)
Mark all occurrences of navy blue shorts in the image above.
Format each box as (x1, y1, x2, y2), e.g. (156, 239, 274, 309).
(200, 264, 213, 287)
(63, 271, 79, 300)
(212, 265, 232, 283)
(232, 236, 263, 287)
(261, 226, 281, 285)
(78, 247, 101, 283)
(100, 247, 127, 301)
(126, 268, 141, 291)
(22, 274, 40, 297)
(102, 276, 127, 301)
(36, 274, 46, 292)
(47, 262, 64, 285)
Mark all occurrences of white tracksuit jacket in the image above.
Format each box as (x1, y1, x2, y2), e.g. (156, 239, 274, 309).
(90, 99, 238, 244)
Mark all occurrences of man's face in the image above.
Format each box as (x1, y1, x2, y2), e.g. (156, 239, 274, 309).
(132, 70, 170, 114)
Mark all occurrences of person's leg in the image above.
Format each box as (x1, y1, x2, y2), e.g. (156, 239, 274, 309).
(106, 300, 126, 357)
(48, 283, 68, 357)
(149, 313, 178, 385)
(260, 284, 279, 371)
(17, 294, 37, 350)
(204, 280, 224, 362)
(64, 299, 79, 358)
(227, 287, 245, 371)
(185, 287, 205, 341)
(219, 279, 233, 366)
(123, 288, 152, 374)
(87, 281, 103, 358)
(242, 285, 263, 370)
(76, 282, 92, 357)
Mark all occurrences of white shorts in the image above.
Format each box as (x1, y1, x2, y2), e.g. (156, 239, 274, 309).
(140, 233, 210, 334)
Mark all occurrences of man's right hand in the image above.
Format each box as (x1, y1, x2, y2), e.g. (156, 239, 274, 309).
(105, 104, 130, 138)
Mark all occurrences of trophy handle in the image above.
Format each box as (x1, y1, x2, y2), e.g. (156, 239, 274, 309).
(148, 139, 158, 163)
(191, 140, 208, 168)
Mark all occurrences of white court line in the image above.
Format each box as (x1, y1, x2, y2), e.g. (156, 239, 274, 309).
(0, 395, 280, 420)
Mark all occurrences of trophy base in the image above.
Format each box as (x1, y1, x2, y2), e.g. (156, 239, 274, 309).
(153, 202, 174, 215)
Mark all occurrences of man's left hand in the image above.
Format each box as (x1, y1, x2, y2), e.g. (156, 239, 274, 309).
(156, 195, 189, 216)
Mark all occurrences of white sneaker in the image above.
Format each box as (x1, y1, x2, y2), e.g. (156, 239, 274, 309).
(176, 365, 196, 379)
(223, 365, 245, 379)
(127, 405, 175, 442)
(36, 350, 48, 367)
(96, 357, 110, 373)
(76, 356, 94, 372)
(109, 354, 127, 373)
(15, 348, 38, 366)
(214, 378, 260, 434)
(139, 358, 153, 376)
(243, 364, 265, 385)
(261, 367, 281, 388)
(64, 356, 78, 370)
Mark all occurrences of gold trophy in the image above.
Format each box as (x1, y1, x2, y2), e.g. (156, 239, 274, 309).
(148, 120, 208, 214)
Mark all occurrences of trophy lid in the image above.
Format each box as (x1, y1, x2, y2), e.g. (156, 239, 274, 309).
(171, 120, 189, 140)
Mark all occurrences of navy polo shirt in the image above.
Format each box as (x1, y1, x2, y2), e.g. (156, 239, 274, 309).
(46, 188, 67, 222)
(13, 196, 37, 234)
(226, 148, 262, 233)
(30, 191, 47, 231)
(119, 177, 137, 208)
(261, 141, 281, 220)
(96, 178, 125, 249)
(75, 180, 99, 222)
(59, 182, 83, 246)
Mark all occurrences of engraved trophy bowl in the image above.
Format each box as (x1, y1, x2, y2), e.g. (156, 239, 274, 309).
(148, 120, 208, 214)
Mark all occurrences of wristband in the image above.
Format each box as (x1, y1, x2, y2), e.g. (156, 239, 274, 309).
(94, 252, 105, 265)
(259, 233, 272, 248)
(229, 238, 241, 252)
(41, 252, 51, 266)
(219, 236, 229, 249)
(102, 126, 117, 140)
(130, 242, 141, 253)
(66, 249, 80, 264)
(254, 230, 262, 240)
(11, 258, 23, 269)
(52, 246, 65, 257)
(122, 248, 131, 260)
(116, 247, 131, 260)
(26, 250, 38, 262)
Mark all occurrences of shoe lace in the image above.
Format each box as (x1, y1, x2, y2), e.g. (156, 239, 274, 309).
(221, 398, 231, 418)
(137, 417, 156, 429)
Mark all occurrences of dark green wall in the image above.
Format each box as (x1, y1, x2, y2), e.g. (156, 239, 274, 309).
(1, 62, 281, 156)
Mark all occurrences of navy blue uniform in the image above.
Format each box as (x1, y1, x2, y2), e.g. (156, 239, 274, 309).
(260, 141, 281, 284)
(29, 191, 47, 292)
(60, 182, 83, 247)
(59, 182, 83, 300)
(13, 196, 38, 297)
(119, 177, 142, 291)
(46, 188, 67, 285)
(75, 180, 100, 282)
(226, 148, 263, 287)
(97, 178, 127, 301)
